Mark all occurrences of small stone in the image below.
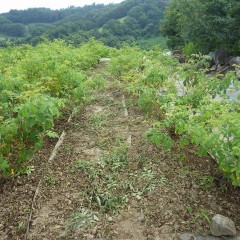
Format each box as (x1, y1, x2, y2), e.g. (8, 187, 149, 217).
(210, 214, 237, 237)
(178, 233, 196, 240)
(107, 216, 113, 222)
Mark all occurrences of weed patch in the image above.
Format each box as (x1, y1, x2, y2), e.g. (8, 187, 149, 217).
(74, 144, 164, 215)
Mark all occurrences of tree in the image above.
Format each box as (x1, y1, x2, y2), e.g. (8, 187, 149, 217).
(0, 0, 169, 47)
(2, 23, 26, 37)
(161, 0, 240, 53)
(123, 17, 140, 37)
(161, 0, 184, 49)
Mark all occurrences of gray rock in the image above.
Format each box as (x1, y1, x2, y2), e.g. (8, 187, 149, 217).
(178, 233, 196, 240)
(210, 214, 237, 237)
(229, 57, 240, 66)
(99, 58, 111, 63)
(209, 49, 232, 69)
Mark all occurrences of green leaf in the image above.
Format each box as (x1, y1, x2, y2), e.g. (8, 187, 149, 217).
(46, 130, 59, 139)
(0, 156, 10, 174)
(197, 146, 208, 157)
(162, 137, 174, 150)
(179, 138, 190, 148)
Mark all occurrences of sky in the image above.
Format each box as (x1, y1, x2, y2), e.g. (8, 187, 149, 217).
(0, 0, 124, 13)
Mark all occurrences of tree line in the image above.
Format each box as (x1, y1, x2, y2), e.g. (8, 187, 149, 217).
(0, 0, 168, 47)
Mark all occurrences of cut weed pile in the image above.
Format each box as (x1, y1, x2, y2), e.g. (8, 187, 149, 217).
(0, 63, 239, 240)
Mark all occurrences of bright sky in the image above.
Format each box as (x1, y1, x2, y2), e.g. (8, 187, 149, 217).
(0, 0, 124, 13)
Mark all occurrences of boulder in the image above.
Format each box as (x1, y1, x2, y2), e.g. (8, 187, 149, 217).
(210, 49, 232, 67)
(229, 57, 240, 66)
(210, 214, 237, 237)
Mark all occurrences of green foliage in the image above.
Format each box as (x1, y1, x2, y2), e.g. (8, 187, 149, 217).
(144, 128, 174, 150)
(161, 0, 240, 54)
(109, 45, 240, 186)
(195, 207, 211, 225)
(44, 175, 57, 185)
(136, 36, 168, 50)
(197, 176, 215, 189)
(183, 42, 198, 56)
(107, 46, 145, 78)
(65, 209, 99, 235)
(74, 143, 164, 214)
(0, 39, 110, 175)
(46, 130, 59, 139)
(17, 95, 59, 133)
(0, 0, 168, 48)
(0, 155, 10, 176)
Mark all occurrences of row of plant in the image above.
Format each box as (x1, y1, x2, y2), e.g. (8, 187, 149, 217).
(0, 39, 111, 176)
(107, 46, 240, 186)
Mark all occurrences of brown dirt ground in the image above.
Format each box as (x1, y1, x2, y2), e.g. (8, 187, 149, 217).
(0, 63, 239, 240)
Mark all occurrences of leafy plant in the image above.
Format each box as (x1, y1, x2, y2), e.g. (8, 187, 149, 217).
(75, 143, 162, 213)
(44, 175, 57, 185)
(0, 39, 111, 176)
(46, 130, 59, 139)
(65, 208, 99, 234)
(90, 114, 108, 128)
(109, 46, 240, 186)
(197, 176, 215, 189)
(195, 207, 211, 225)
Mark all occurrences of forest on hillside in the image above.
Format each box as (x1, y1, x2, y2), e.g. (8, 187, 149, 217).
(0, 0, 240, 54)
(0, 0, 168, 48)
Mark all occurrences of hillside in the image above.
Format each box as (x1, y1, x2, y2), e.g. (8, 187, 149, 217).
(0, 0, 169, 48)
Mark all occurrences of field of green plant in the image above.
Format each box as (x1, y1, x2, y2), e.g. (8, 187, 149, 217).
(107, 47, 240, 186)
(0, 39, 111, 175)
(1, 41, 240, 186)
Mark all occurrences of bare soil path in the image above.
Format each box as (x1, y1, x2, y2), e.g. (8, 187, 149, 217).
(0, 63, 239, 240)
